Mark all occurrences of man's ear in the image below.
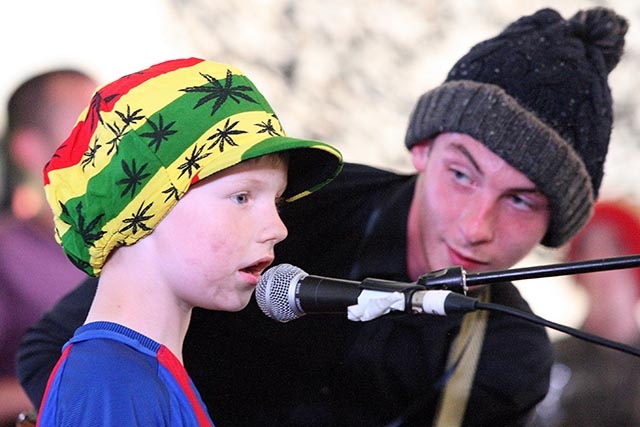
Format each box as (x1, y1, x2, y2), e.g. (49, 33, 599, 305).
(410, 140, 431, 172)
(9, 128, 51, 176)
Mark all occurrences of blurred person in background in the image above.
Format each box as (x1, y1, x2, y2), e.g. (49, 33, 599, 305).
(0, 69, 96, 426)
(530, 200, 640, 427)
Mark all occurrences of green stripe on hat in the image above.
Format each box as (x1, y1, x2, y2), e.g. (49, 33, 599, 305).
(45, 58, 343, 276)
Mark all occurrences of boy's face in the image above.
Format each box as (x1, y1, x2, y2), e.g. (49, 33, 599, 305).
(406, 132, 550, 279)
(147, 155, 289, 312)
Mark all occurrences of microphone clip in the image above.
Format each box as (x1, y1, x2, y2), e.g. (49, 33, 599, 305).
(359, 278, 425, 313)
(417, 266, 467, 294)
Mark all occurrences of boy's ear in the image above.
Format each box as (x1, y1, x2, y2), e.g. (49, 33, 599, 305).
(410, 140, 431, 172)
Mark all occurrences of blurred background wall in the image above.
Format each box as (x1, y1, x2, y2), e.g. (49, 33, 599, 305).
(2, 0, 639, 335)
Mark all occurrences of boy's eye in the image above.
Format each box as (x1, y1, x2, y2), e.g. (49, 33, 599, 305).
(232, 193, 249, 204)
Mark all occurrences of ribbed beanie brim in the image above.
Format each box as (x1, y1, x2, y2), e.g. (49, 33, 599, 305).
(405, 80, 594, 247)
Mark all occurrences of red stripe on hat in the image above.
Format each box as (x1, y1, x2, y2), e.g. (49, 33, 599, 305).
(43, 58, 205, 184)
(42, 123, 93, 185)
(99, 57, 205, 108)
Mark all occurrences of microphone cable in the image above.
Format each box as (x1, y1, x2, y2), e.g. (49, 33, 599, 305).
(471, 297, 640, 357)
(417, 254, 640, 357)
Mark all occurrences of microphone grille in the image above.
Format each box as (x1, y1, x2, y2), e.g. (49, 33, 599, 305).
(256, 263, 307, 322)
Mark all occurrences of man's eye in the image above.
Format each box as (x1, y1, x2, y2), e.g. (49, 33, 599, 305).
(511, 194, 531, 209)
(510, 194, 548, 212)
(452, 168, 471, 185)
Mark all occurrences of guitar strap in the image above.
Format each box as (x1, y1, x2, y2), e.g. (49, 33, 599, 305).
(434, 288, 491, 427)
(352, 192, 490, 426)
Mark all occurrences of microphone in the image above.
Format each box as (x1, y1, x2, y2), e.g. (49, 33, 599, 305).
(255, 264, 478, 322)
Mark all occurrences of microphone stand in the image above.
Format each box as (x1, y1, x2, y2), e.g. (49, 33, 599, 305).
(416, 254, 640, 358)
(418, 254, 640, 294)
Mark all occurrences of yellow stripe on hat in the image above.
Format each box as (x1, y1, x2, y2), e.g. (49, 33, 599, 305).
(84, 110, 283, 272)
(43, 57, 343, 277)
(47, 62, 246, 212)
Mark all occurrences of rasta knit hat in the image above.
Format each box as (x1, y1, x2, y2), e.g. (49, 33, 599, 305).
(43, 58, 343, 276)
(405, 7, 628, 247)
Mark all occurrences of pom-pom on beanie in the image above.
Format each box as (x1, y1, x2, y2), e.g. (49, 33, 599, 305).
(405, 8, 628, 247)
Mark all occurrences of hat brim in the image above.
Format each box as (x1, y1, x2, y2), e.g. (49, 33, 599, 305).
(241, 136, 343, 202)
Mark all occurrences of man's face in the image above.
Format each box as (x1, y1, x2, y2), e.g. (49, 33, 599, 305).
(406, 132, 550, 279)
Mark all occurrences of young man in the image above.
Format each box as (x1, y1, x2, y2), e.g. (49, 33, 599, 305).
(18, 7, 627, 426)
(34, 58, 342, 426)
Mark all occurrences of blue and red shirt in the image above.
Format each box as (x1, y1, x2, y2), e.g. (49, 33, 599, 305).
(37, 321, 214, 426)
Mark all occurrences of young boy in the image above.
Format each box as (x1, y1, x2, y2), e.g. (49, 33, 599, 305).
(35, 57, 342, 426)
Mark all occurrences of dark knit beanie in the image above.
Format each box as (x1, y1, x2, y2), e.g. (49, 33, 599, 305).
(405, 7, 628, 247)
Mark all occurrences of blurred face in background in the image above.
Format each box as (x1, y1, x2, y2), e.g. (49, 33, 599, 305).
(9, 74, 97, 222)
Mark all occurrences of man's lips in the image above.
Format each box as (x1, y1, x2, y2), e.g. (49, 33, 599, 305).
(447, 247, 486, 270)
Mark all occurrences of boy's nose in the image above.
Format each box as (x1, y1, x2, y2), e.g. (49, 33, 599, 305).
(262, 208, 288, 244)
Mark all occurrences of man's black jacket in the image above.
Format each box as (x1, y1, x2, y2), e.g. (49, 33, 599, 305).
(17, 163, 552, 426)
